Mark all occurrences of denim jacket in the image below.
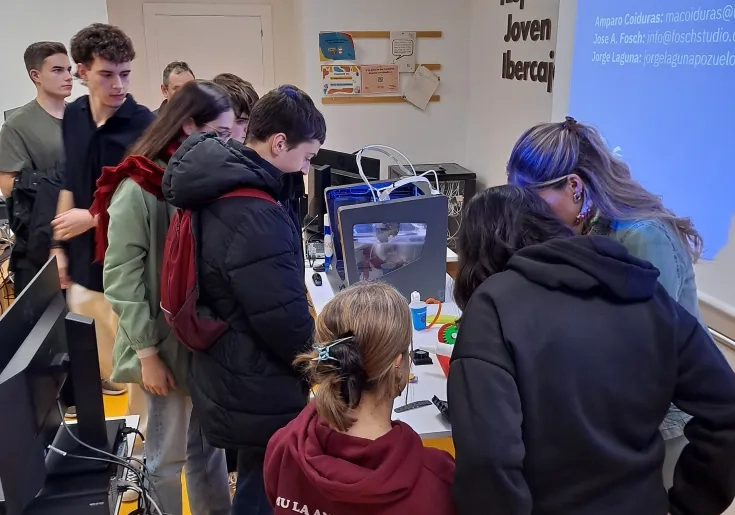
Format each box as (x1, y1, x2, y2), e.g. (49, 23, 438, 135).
(594, 218, 705, 440)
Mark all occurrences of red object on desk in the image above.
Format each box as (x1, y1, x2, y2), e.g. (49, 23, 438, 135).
(437, 354, 450, 377)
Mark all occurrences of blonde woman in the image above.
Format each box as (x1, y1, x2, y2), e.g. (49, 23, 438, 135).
(507, 117, 706, 487)
(264, 282, 456, 515)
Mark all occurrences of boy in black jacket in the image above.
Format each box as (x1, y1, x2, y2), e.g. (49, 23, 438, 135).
(50, 24, 154, 401)
(163, 85, 326, 515)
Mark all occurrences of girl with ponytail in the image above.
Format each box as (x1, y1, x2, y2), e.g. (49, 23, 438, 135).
(507, 118, 707, 488)
(264, 281, 455, 515)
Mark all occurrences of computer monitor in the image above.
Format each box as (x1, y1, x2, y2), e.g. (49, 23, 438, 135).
(306, 149, 381, 234)
(0, 260, 67, 514)
(312, 148, 381, 180)
(306, 164, 331, 233)
(0, 258, 123, 515)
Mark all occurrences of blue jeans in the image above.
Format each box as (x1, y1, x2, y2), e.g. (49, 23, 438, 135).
(146, 391, 231, 515)
(232, 451, 272, 515)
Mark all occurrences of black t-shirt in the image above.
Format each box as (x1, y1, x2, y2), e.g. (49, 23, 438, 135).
(62, 94, 154, 292)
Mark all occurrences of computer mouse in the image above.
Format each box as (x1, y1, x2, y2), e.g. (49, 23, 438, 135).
(312, 273, 322, 286)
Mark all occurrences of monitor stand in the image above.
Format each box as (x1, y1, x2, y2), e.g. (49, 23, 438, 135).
(45, 419, 124, 475)
(44, 313, 125, 476)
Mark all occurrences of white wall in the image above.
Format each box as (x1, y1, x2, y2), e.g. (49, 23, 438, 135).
(465, 0, 561, 188)
(107, 0, 303, 110)
(295, 0, 471, 177)
(0, 0, 108, 120)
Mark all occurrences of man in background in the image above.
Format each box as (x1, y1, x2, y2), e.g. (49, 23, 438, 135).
(213, 73, 259, 143)
(155, 61, 195, 114)
(0, 42, 72, 294)
(51, 23, 154, 419)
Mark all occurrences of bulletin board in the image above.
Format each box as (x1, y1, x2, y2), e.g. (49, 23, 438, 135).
(319, 30, 443, 109)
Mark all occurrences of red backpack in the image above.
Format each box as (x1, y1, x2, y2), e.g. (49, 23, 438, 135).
(161, 188, 278, 352)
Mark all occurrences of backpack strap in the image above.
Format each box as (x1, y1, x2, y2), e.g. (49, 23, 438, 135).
(219, 187, 278, 205)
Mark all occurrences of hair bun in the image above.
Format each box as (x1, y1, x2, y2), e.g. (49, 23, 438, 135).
(313, 334, 368, 409)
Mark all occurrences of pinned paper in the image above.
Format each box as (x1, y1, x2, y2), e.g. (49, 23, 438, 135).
(404, 65, 439, 110)
(389, 31, 417, 73)
(322, 65, 361, 95)
(361, 64, 399, 94)
(319, 32, 356, 62)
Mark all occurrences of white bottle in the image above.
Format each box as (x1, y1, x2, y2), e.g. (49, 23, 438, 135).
(323, 213, 333, 271)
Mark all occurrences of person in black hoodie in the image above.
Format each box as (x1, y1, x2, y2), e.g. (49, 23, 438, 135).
(449, 185, 735, 515)
(162, 85, 326, 515)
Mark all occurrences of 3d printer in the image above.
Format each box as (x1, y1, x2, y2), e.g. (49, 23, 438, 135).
(323, 146, 449, 301)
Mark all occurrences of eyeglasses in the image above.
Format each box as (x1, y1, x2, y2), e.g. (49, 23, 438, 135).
(203, 123, 232, 141)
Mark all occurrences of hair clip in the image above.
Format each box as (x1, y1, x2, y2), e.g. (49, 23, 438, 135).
(312, 336, 353, 362)
(563, 116, 578, 131)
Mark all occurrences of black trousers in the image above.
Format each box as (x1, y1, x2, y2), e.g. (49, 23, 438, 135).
(11, 266, 33, 297)
(226, 448, 238, 473)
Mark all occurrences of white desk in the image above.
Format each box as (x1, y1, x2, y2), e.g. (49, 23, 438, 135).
(306, 269, 458, 439)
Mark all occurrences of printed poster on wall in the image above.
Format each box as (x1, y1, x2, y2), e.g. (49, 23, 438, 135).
(319, 32, 357, 62)
(361, 65, 399, 94)
(389, 31, 417, 73)
(322, 65, 361, 95)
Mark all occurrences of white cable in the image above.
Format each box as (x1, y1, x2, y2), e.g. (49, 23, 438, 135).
(57, 401, 130, 467)
(55, 401, 151, 485)
(121, 484, 165, 515)
(355, 144, 419, 202)
(419, 169, 441, 192)
(48, 444, 67, 456)
(46, 444, 147, 494)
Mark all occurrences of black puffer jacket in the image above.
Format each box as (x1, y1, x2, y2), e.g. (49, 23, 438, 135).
(163, 134, 313, 452)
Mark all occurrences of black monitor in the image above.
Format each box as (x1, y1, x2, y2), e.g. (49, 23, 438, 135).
(306, 149, 381, 234)
(312, 148, 381, 179)
(0, 258, 123, 515)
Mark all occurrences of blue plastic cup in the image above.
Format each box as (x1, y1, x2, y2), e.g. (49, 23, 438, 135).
(410, 305, 427, 331)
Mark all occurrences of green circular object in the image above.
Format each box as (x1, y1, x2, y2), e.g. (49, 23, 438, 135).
(441, 324, 458, 345)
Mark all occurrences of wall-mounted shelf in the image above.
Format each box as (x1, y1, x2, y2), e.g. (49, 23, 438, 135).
(320, 30, 442, 107)
(322, 95, 440, 105)
(347, 30, 442, 39)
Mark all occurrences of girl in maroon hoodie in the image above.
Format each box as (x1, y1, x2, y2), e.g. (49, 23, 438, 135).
(264, 281, 456, 515)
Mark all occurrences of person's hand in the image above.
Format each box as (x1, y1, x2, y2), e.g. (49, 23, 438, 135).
(140, 354, 176, 396)
(52, 209, 96, 241)
(50, 247, 70, 289)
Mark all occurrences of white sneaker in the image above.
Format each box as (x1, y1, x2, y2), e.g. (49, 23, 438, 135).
(122, 488, 140, 503)
(102, 379, 127, 396)
(122, 466, 140, 503)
